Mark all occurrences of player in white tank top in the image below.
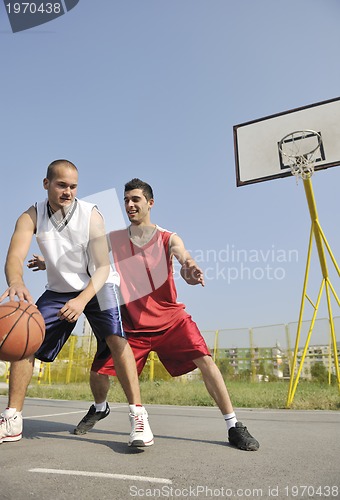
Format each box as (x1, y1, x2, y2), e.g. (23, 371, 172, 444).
(0, 160, 153, 448)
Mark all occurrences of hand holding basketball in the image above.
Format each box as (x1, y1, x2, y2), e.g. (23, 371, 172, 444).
(0, 301, 45, 361)
(0, 283, 35, 304)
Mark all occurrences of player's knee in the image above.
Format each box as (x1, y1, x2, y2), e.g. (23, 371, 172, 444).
(106, 334, 127, 351)
(193, 354, 213, 369)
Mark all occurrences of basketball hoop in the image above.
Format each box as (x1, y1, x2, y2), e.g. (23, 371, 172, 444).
(278, 130, 322, 181)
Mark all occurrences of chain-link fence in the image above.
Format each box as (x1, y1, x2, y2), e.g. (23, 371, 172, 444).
(0, 317, 339, 386)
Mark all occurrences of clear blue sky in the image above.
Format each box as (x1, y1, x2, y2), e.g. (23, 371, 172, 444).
(1, 0, 340, 346)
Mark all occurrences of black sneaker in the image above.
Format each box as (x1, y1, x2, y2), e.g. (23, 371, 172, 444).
(74, 403, 110, 435)
(228, 422, 259, 451)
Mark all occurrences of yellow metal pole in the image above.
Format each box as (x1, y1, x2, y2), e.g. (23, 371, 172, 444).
(328, 340, 332, 386)
(286, 226, 314, 407)
(149, 351, 155, 381)
(327, 279, 340, 307)
(316, 220, 340, 277)
(303, 179, 329, 278)
(287, 176, 340, 406)
(44, 363, 51, 385)
(325, 279, 340, 390)
(288, 280, 325, 405)
(37, 361, 44, 385)
(66, 335, 76, 384)
(285, 324, 293, 375)
(305, 180, 340, 391)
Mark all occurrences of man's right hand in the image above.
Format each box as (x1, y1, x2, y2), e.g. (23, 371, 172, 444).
(0, 283, 35, 304)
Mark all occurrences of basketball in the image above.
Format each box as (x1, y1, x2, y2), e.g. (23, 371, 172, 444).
(0, 301, 45, 361)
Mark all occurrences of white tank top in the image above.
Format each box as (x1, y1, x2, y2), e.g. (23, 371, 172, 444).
(36, 198, 119, 292)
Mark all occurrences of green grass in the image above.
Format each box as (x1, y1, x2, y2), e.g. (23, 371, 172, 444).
(1, 379, 337, 411)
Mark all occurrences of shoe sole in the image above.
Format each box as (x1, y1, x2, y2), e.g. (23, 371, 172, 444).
(73, 428, 89, 435)
(128, 439, 154, 447)
(0, 433, 22, 443)
(73, 422, 100, 435)
(229, 440, 259, 451)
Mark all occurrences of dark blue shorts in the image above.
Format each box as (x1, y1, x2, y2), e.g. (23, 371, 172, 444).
(35, 283, 125, 363)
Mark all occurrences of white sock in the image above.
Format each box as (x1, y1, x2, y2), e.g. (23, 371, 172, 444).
(129, 404, 143, 414)
(3, 407, 19, 419)
(94, 401, 107, 412)
(224, 412, 237, 430)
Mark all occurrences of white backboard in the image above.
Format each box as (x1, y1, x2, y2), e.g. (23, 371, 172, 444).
(234, 97, 340, 186)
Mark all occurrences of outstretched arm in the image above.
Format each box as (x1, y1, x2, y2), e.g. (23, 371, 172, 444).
(170, 233, 205, 287)
(0, 206, 36, 303)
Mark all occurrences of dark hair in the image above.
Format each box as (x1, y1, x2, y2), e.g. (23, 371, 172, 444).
(46, 159, 78, 180)
(124, 178, 154, 201)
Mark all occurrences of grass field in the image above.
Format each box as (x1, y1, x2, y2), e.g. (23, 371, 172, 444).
(3, 379, 336, 411)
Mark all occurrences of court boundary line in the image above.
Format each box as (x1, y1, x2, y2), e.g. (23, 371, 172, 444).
(29, 468, 172, 484)
(23, 405, 124, 420)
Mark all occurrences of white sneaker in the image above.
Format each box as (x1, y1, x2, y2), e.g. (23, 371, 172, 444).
(0, 412, 23, 443)
(128, 406, 154, 447)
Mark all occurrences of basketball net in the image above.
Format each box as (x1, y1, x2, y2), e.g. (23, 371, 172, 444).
(279, 130, 322, 183)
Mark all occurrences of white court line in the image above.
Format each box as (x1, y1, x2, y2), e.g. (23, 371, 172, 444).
(24, 411, 90, 419)
(23, 405, 123, 420)
(29, 468, 172, 484)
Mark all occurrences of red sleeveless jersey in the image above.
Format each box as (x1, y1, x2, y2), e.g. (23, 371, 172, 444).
(109, 227, 186, 332)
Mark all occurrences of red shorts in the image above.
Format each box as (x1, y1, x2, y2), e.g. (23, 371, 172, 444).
(91, 314, 211, 377)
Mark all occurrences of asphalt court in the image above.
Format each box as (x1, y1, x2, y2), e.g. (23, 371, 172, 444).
(0, 396, 339, 500)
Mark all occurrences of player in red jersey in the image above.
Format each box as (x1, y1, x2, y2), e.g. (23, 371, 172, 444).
(75, 178, 260, 451)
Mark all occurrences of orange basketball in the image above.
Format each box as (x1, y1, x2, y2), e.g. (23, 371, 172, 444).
(0, 301, 45, 361)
